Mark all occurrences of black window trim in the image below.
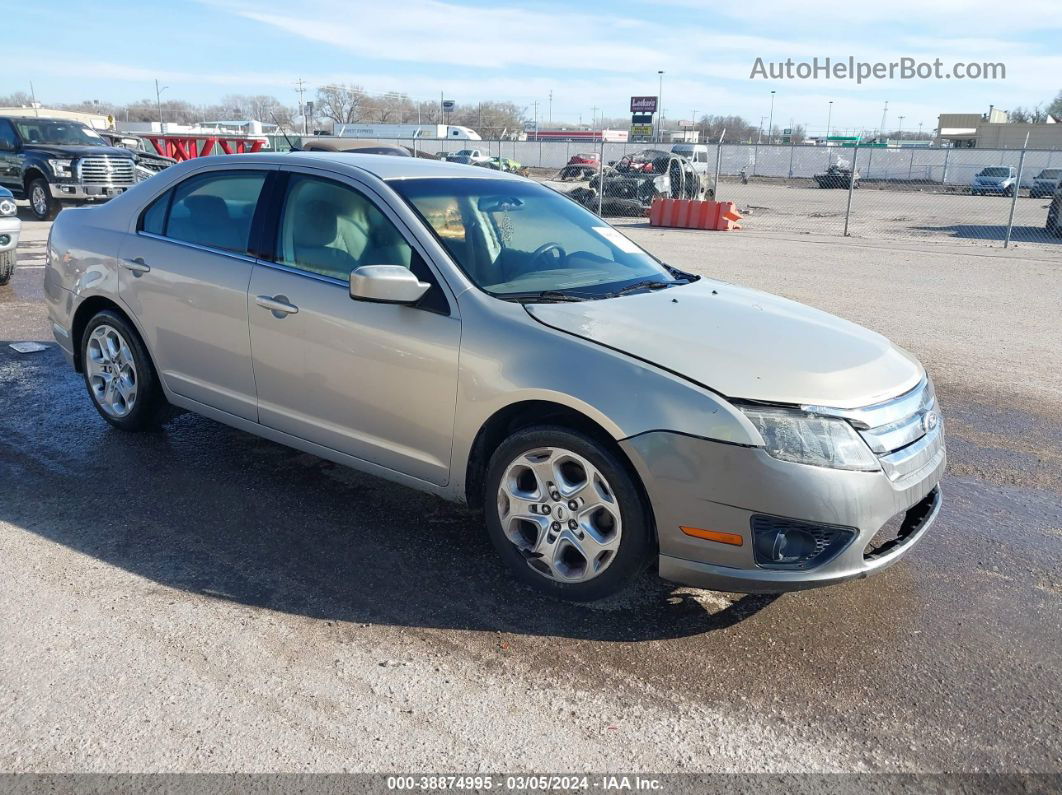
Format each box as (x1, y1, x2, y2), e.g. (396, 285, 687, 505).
(135, 168, 270, 261)
(256, 168, 452, 316)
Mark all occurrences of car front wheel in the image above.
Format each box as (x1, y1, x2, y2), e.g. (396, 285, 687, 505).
(484, 426, 652, 601)
(0, 250, 14, 286)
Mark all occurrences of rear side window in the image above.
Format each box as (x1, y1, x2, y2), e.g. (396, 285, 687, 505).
(143, 171, 267, 253)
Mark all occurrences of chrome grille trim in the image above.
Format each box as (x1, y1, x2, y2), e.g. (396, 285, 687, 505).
(879, 423, 944, 483)
(77, 156, 136, 185)
(803, 376, 929, 429)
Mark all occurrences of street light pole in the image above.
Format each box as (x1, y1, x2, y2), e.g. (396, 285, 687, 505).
(825, 100, 833, 144)
(657, 70, 664, 143)
(767, 90, 776, 145)
(897, 115, 905, 143)
(155, 79, 169, 134)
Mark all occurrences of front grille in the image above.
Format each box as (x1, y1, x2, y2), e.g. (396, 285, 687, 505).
(77, 156, 135, 185)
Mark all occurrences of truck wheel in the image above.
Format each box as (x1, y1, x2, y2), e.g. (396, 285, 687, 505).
(28, 178, 59, 221)
(484, 426, 652, 601)
(0, 250, 14, 286)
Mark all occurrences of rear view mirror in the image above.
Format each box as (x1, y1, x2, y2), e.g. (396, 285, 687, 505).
(349, 265, 430, 304)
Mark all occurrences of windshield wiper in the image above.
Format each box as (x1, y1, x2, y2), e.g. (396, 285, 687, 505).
(603, 279, 685, 298)
(495, 290, 589, 303)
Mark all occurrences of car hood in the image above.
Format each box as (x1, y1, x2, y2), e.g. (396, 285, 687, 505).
(22, 144, 134, 159)
(525, 279, 923, 409)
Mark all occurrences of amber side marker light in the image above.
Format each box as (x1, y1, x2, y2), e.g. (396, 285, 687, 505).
(680, 526, 744, 546)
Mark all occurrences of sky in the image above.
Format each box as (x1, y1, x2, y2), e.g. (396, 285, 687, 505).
(5, 0, 1061, 135)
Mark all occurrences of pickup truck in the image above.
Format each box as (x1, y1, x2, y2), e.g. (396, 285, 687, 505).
(0, 116, 137, 220)
(1030, 168, 1062, 199)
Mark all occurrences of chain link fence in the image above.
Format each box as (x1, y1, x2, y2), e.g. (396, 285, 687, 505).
(278, 135, 1062, 249)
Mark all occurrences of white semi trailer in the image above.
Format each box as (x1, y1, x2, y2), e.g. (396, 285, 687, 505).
(333, 123, 482, 140)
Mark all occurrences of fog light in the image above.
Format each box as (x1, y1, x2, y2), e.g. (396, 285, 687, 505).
(0, 235, 9, 246)
(751, 515, 856, 570)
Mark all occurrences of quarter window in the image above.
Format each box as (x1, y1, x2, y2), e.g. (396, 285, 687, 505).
(162, 171, 267, 253)
(0, 120, 17, 151)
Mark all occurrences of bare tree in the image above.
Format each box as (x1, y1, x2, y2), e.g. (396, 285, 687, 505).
(315, 84, 365, 125)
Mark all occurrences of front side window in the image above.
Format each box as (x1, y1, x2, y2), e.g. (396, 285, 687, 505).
(164, 171, 267, 253)
(392, 177, 674, 298)
(276, 175, 415, 281)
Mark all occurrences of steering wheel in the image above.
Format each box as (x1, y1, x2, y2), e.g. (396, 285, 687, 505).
(529, 242, 566, 269)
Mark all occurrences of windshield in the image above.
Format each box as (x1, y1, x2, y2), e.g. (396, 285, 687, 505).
(1037, 169, 1062, 179)
(978, 168, 1010, 177)
(392, 177, 675, 298)
(14, 120, 106, 147)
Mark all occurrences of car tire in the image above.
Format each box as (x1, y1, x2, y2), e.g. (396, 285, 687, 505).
(484, 425, 653, 601)
(1005, 185, 1015, 197)
(0, 249, 14, 286)
(28, 177, 60, 221)
(81, 310, 168, 431)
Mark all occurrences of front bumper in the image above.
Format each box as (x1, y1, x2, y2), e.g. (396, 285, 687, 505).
(622, 425, 945, 594)
(50, 182, 132, 202)
(0, 216, 20, 253)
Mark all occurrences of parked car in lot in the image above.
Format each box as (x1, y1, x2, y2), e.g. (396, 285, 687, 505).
(970, 166, 1017, 196)
(45, 153, 945, 600)
(814, 164, 859, 189)
(1029, 168, 1062, 199)
(446, 148, 489, 165)
(478, 156, 528, 176)
(98, 130, 177, 181)
(1047, 184, 1062, 237)
(0, 186, 19, 285)
(559, 153, 601, 181)
(0, 116, 137, 220)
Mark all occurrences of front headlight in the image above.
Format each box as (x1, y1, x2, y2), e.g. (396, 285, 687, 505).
(739, 406, 879, 471)
(48, 159, 74, 178)
(0, 198, 15, 217)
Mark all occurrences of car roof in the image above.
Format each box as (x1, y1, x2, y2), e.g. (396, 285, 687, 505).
(215, 151, 523, 182)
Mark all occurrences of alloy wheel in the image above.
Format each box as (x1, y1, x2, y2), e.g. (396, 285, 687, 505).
(85, 324, 138, 418)
(496, 447, 622, 583)
(31, 184, 48, 217)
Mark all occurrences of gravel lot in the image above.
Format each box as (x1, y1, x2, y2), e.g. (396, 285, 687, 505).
(537, 176, 1062, 250)
(1, 213, 1060, 775)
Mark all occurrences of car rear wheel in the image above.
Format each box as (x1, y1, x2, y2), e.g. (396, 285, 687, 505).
(0, 250, 14, 286)
(28, 178, 59, 221)
(484, 426, 652, 601)
(81, 310, 167, 431)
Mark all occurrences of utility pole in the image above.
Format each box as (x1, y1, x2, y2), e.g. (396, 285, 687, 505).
(879, 100, 889, 140)
(29, 82, 39, 117)
(548, 90, 553, 124)
(826, 100, 833, 144)
(591, 105, 600, 129)
(657, 70, 664, 143)
(295, 78, 308, 134)
(767, 89, 776, 145)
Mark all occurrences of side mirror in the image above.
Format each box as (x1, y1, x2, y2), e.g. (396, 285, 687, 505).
(349, 265, 430, 304)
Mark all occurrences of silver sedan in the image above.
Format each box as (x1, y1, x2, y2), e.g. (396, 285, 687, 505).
(44, 152, 944, 600)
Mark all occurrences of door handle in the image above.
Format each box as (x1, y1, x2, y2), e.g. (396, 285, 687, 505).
(121, 257, 151, 274)
(255, 294, 299, 316)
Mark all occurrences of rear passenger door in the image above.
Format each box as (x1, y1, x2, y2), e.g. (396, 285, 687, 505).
(118, 167, 269, 421)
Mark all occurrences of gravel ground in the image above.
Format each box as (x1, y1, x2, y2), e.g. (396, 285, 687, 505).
(0, 214, 1060, 775)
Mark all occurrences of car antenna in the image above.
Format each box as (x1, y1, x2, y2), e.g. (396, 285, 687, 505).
(272, 114, 300, 152)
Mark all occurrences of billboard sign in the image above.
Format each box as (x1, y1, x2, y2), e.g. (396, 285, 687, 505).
(630, 96, 658, 113)
(441, 99, 456, 112)
(630, 124, 654, 137)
